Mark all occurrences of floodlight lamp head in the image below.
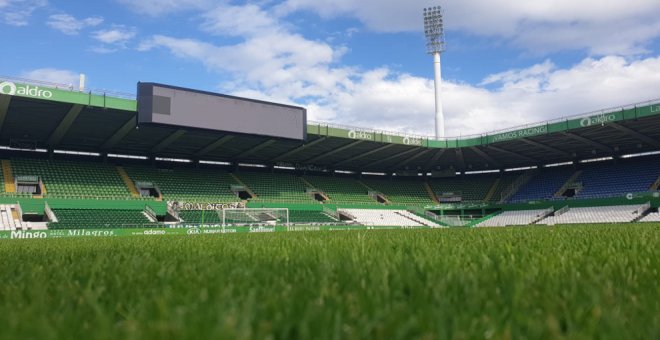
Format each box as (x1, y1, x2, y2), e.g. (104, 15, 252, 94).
(423, 5, 445, 54)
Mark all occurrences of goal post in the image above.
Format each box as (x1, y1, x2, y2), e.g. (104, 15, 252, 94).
(222, 208, 289, 226)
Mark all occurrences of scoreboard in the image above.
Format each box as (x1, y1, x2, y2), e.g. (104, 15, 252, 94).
(137, 83, 306, 141)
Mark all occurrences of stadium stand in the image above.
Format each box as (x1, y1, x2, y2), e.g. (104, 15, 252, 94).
(508, 168, 576, 203)
(124, 166, 239, 202)
(0, 153, 659, 229)
(538, 204, 650, 225)
(489, 173, 518, 202)
(235, 172, 314, 203)
(48, 209, 151, 229)
(303, 175, 376, 204)
(3, 76, 660, 231)
(574, 159, 660, 199)
(288, 210, 338, 223)
(429, 175, 498, 202)
(476, 209, 553, 227)
(0, 160, 10, 193)
(0, 204, 25, 230)
(361, 178, 435, 205)
(11, 158, 131, 199)
(639, 211, 660, 222)
(339, 208, 441, 227)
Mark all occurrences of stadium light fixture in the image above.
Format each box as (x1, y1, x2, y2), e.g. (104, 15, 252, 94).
(423, 6, 446, 139)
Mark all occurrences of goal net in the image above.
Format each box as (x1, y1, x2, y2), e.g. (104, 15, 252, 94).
(222, 208, 289, 226)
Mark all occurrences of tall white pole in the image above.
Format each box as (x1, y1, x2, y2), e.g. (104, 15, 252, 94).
(79, 73, 86, 92)
(424, 6, 446, 140)
(433, 52, 444, 139)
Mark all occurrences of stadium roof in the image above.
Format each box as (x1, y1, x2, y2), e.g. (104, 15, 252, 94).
(1, 77, 660, 173)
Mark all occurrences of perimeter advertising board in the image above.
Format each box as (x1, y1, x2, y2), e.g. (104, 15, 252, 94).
(0, 225, 435, 240)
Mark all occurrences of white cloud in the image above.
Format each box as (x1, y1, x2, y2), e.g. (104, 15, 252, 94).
(20, 68, 81, 87)
(88, 46, 119, 54)
(201, 4, 283, 37)
(279, 0, 660, 55)
(91, 25, 137, 52)
(116, 0, 212, 17)
(139, 4, 660, 138)
(47, 14, 103, 35)
(142, 36, 660, 137)
(443, 56, 660, 137)
(0, 0, 47, 26)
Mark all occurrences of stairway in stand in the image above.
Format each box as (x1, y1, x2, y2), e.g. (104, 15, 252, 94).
(117, 166, 140, 198)
(2, 160, 15, 193)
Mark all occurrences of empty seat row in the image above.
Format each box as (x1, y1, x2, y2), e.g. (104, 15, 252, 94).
(236, 172, 314, 203)
(539, 205, 649, 225)
(0, 204, 25, 231)
(477, 209, 551, 227)
(303, 175, 376, 204)
(339, 208, 440, 227)
(429, 175, 497, 202)
(361, 178, 435, 205)
(12, 158, 131, 199)
(48, 209, 151, 229)
(125, 166, 240, 202)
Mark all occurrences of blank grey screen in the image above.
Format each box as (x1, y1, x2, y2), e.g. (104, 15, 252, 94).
(138, 83, 306, 140)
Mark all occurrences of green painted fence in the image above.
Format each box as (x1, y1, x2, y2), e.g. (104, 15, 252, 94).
(0, 80, 135, 111)
(307, 102, 660, 148)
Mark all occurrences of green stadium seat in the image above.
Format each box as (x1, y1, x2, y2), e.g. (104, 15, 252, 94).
(303, 175, 377, 204)
(11, 158, 132, 199)
(48, 209, 151, 229)
(429, 175, 498, 202)
(288, 210, 338, 223)
(236, 172, 314, 203)
(124, 166, 240, 202)
(361, 178, 435, 205)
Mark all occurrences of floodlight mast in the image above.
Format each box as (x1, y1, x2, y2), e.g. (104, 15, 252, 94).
(423, 6, 446, 139)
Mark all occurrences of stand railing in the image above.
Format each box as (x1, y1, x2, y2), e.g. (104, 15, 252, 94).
(500, 170, 537, 203)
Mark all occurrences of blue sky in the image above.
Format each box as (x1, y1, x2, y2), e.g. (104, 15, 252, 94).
(1, 0, 660, 137)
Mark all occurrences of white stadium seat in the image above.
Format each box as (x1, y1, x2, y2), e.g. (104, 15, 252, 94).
(476, 209, 550, 227)
(639, 211, 660, 222)
(538, 204, 649, 225)
(339, 209, 441, 227)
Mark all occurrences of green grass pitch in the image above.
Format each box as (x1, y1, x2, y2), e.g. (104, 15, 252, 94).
(0, 225, 658, 339)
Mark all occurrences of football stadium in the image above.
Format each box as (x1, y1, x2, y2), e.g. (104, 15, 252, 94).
(0, 77, 660, 234)
(0, 76, 658, 338)
(1, 2, 659, 338)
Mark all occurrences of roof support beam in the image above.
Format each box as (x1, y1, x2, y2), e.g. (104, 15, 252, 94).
(520, 138, 573, 158)
(235, 139, 277, 159)
(0, 94, 11, 133)
(487, 145, 539, 163)
(335, 143, 397, 166)
(470, 147, 500, 168)
(151, 130, 186, 153)
(455, 148, 466, 170)
(366, 147, 421, 169)
(47, 104, 83, 146)
(609, 122, 660, 148)
(101, 117, 136, 150)
(561, 132, 614, 154)
(195, 135, 235, 157)
(271, 137, 327, 162)
(305, 140, 364, 164)
(388, 149, 433, 170)
(424, 149, 446, 169)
